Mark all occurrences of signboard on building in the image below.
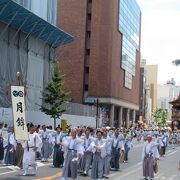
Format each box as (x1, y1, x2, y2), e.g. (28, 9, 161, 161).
(11, 86, 28, 140)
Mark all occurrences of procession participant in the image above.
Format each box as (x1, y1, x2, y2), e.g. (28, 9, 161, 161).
(0, 122, 4, 163)
(142, 134, 159, 180)
(60, 129, 84, 180)
(136, 129, 142, 142)
(110, 129, 124, 171)
(161, 130, 167, 155)
(157, 132, 164, 157)
(123, 133, 133, 163)
(4, 127, 16, 166)
(81, 128, 94, 176)
(76, 127, 84, 172)
(40, 125, 52, 162)
(35, 125, 42, 160)
(177, 132, 180, 145)
(53, 127, 65, 168)
(102, 129, 112, 178)
(172, 131, 177, 149)
(22, 124, 42, 176)
(15, 140, 24, 168)
(91, 129, 106, 180)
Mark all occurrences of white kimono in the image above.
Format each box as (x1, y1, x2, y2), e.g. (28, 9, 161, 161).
(142, 141, 160, 161)
(22, 132, 42, 167)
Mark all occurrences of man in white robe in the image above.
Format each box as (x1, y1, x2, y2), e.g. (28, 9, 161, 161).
(22, 124, 42, 176)
(142, 135, 159, 180)
(60, 129, 84, 180)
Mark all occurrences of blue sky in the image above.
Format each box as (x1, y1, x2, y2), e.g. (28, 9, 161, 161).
(136, 0, 180, 84)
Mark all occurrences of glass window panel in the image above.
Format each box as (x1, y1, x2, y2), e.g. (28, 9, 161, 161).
(119, 0, 140, 89)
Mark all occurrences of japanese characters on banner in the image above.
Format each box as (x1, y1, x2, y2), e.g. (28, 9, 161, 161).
(11, 86, 28, 140)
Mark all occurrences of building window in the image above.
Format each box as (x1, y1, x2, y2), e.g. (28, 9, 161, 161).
(85, 67, 89, 73)
(88, 13, 91, 20)
(87, 31, 91, 38)
(84, 84, 89, 91)
(86, 49, 90, 55)
(124, 71, 132, 89)
(119, 0, 141, 89)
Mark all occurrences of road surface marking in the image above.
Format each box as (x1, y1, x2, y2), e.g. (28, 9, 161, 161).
(36, 162, 52, 167)
(166, 151, 177, 157)
(113, 165, 142, 179)
(168, 174, 178, 180)
(0, 170, 17, 176)
(108, 173, 116, 178)
(0, 166, 6, 169)
(161, 176, 166, 179)
(34, 172, 62, 180)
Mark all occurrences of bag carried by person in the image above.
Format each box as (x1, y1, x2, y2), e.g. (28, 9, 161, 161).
(153, 160, 158, 173)
(119, 152, 124, 163)
(159, 148, 163, 156)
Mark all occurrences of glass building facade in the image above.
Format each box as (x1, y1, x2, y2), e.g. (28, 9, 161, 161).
(118, 0, 141, 89)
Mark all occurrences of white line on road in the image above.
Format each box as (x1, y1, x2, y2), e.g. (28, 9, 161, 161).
(113, 165, 142, 179)
(0, 170, 17, 176)
(168, 174, 178, 180)
(166, 151, 177, 157)
(154, 173, 164, 179)
(0, 166, 6, 169)
(108, 173, 116, 178)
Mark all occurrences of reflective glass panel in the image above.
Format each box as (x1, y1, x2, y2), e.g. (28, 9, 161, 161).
(119, 0, 141, 89)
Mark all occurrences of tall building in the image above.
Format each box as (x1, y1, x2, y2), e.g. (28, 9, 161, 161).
(57, 0, 141, 128)
(157, 79, 180, 121)
(142, 60, 158, 112)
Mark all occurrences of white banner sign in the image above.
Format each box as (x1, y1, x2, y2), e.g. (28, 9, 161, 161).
(11, 86, 28, 140)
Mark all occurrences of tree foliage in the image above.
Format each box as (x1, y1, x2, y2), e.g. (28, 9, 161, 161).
(152, 108, 167, 125)
(40, 62, 68, 128)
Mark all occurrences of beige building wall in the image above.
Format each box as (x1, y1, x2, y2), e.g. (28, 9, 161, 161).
(144, 65, 158, 111)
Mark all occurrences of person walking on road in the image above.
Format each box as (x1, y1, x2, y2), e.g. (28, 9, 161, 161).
(142, 134, 159, 180)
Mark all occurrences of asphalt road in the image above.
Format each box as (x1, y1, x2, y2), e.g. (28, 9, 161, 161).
(0, 141, 179, 180)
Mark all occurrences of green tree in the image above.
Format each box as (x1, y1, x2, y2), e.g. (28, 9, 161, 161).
(40, 62, 68, 129)
(152, 108, 167, 126)
(161, 110, 167, 125)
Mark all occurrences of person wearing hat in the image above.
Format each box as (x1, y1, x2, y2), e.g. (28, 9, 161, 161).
(142, 134, 159, 180)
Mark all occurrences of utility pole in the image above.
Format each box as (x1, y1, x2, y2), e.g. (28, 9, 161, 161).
(96, 98, 99, 128)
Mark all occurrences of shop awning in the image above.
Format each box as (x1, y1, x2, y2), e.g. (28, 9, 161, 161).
(0, 0, 74, 48)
